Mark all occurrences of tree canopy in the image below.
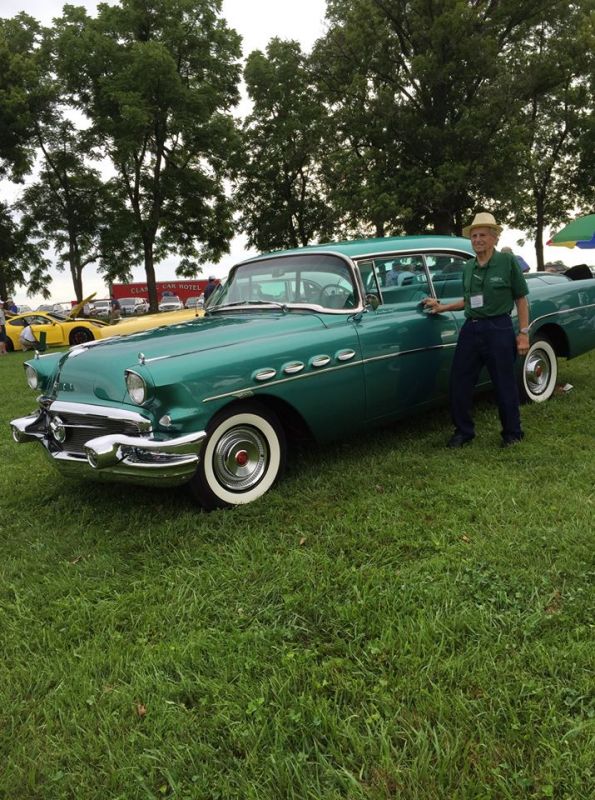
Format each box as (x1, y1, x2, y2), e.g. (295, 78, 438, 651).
(0, 0, 593, 299)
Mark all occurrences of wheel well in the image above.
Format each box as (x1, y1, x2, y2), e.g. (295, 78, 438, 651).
(532, 323, 569, 357)
(218, 395, 313, 447)
(69, 326, 93, 343)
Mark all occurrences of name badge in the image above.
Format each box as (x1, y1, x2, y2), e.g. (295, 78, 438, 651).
(470, 293, 484, 309)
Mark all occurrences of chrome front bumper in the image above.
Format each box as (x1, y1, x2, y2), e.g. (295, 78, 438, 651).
(10, 402, 206, 487)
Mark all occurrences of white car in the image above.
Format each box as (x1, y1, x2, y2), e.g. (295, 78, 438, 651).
(184, 295, 204, 309)
(158, 295, 183, 312)
(91, 299, 113, 317)
(119, 297, 149, 315)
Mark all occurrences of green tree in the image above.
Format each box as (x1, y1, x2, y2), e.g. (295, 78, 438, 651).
(0, 201, 51, 301)
(0, 13, 51, 179)
(53, 0, 241, 311)
(315, 0, 569, 236)
(502, 4, 594, 269)
(17, 121, 124, 302)
(235, 39, 335, 251)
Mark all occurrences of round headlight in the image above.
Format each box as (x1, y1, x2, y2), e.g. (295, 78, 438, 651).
(125, 371, 147, 404)
(25, 364, 39, 390)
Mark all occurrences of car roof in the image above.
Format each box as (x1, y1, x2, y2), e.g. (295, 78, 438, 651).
(243, 234, 474, 263)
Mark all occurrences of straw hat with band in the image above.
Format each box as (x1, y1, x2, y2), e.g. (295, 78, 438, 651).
(462, 212, 503, 238)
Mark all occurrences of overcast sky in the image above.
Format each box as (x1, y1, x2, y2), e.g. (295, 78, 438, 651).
(2, 0, 588, 305)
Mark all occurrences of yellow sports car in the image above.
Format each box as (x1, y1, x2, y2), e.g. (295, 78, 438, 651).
(5, 295, 204, 352)
(98, 307, 203, 339)
(4, 310, 108, 351)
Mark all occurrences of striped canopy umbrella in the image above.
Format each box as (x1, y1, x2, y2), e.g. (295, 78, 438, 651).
(548, 214, 595, 249)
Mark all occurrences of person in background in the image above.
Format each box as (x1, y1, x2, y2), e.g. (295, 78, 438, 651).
(386, 260, 418, 286)
(19, 322, 43, 351)
(203, 275, 218, 301)
(5, 297, 18, 313)
(110, 295, 121, 322)
(0, 301, 7, 355)
(501, 246, 530, 273)
(423, 212, 530, 448)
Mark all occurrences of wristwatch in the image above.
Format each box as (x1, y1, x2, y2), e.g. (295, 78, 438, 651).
(520, 327, 530, 334)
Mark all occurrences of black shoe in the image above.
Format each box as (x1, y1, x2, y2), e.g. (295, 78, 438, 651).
(447, 434, 473, 449)
(501, 436, 523, 448)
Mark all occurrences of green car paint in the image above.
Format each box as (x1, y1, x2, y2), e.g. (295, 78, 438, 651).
(10, 236, 595, 509)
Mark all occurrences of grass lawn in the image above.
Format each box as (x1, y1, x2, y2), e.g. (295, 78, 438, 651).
(1, 349, 593, 800)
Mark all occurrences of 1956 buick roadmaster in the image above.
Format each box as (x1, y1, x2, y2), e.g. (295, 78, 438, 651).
(10, 236, 595, 509)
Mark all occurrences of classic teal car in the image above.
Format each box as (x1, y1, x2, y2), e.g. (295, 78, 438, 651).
(10, 235, 595, 509)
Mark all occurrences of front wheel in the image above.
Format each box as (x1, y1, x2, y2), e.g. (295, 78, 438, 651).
(519, 338, 558, 403)
(69, 327, 94, 345)
(190, 403, 286, 510)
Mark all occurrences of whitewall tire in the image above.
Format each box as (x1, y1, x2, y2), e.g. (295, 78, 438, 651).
(190, 403, 286, 509)
(520, 338, 558, 403)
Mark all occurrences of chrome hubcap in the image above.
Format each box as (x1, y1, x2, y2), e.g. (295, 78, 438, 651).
(525, 350, 551, 395)
(213, 425, 268, 491)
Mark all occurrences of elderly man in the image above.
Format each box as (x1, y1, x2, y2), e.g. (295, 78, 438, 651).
(424, 212, 530, 448)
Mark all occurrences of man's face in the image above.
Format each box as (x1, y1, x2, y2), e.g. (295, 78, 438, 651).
(471, 227, 497, 257)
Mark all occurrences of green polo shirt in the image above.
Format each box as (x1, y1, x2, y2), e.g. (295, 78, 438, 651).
(462, 250, 529, 319)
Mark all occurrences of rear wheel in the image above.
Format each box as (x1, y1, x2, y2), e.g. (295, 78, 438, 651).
(69, 327, 94, 345)
(190, 402, 286, 510)
(520, 338, 558, 403)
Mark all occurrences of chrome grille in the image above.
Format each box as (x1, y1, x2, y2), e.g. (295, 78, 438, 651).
(49, 411, 144, 455)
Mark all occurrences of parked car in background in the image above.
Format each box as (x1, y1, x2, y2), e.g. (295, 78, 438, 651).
(158, 295, 183, 312)
(184, 295, 204, 309)
(119, 297, 149, 316)
(91, 299, 112, 318)
(11, 235, 595, 510)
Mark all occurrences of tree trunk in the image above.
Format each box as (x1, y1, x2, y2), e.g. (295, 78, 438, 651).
(144, 238, 158, 312)
(535, 196, 545, 271)
(432, 209, 454, 235)
(69, 238, 83, 301)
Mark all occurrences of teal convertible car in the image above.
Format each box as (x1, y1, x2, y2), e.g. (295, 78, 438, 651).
(10, 236, 595, 508)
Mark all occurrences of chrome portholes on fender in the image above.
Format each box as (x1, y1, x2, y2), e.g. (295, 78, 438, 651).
(335, 349, 356, 362)
(520, 338, 558, 403)
(310, 354, 331, 368)
(283, 361, 305, 375)
(190, 402, 286, 509)
(253, 368, 277, 382)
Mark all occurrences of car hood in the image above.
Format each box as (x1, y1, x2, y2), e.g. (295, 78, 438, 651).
(54, 310, 332, 405)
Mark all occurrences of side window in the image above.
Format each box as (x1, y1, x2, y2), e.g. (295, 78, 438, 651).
(427, 254, 468, 300)
(379, 255, 429, 306)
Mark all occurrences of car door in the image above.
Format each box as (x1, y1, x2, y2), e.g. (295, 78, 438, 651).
(352, 254, 460, 422)
(26, 315, 65, 346)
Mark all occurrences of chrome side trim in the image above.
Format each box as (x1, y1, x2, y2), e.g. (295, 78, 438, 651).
(363, 342, 457, 365)
(530, 302, 595, 328)
(204, 359, 364, 402)
(202, 342, 456, 403)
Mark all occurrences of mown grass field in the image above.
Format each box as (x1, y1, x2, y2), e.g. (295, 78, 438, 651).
(1, 349, 593, 800)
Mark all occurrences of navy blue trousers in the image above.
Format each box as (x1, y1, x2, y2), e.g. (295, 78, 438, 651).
(450, 315, 522, 440)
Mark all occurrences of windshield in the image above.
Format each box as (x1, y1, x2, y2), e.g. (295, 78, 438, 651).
(208, 253, 359, 312)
